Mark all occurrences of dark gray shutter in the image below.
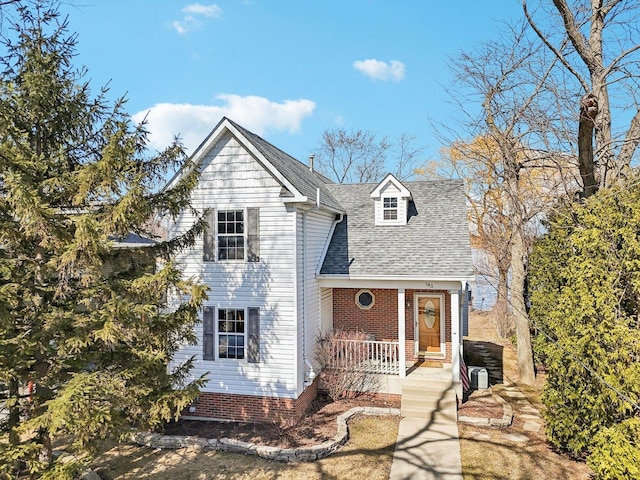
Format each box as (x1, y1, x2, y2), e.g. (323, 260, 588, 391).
(247, 307, 260, 363)
(203, 209, 216, 262)
(462, 287, 470, 337)
(203, 306, 215, 360)
(247, 208, 260, 262)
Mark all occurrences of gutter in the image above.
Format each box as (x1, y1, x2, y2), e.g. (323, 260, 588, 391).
(301, 187, 322, 386)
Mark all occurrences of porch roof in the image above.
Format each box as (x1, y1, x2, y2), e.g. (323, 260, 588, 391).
(319, 180, 474, 279)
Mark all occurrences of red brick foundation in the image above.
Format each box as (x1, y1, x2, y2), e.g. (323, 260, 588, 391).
(185, 377, 319, 424)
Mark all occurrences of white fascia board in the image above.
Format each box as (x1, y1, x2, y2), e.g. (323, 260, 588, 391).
(370, 173, 412, 199)
(317, 275, 474, 291)
(281, 197, 345, 216)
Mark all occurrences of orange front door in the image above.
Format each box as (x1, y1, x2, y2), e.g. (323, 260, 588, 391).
(418, 295, 441, 353)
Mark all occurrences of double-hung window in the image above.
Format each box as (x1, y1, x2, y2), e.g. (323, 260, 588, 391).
(203, 207, 259, 262)
(383, 197, 398, 220)
(218, 211, 244, 260)
(201, 306, 260, 363)
(218, 308, 245, 359)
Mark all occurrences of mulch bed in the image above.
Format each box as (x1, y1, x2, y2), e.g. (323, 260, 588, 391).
(458, 390, 505, 419)
(162, 393, 400, 448)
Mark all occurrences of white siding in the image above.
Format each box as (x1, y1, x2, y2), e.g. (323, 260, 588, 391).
(169, 132, 298, 398)
(320, 287, 333, 337)
(295, 209, 336, 394)
(374, 183, 407, 226)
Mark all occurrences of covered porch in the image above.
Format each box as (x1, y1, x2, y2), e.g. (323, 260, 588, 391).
(318, 278, 471, 382)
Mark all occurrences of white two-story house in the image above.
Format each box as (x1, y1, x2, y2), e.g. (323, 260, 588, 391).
(167, 117, 474, 423)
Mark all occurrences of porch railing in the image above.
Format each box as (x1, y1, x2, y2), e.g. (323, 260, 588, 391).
(327, 339, 400, 375)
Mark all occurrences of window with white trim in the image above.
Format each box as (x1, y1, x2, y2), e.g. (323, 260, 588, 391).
(203, 208, 260, 262)
(218, 210, 244, 260)
(383, 197, 398, 220)
(202, 306, 260, 362)
(218, 308, 245, 359)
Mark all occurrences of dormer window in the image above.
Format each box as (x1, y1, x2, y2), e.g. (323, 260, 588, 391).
(383, 197, 398, 220)
(370, 174, 412, 226)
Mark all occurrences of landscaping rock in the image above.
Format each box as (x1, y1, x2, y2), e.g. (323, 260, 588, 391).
(131, 406, 394, 462)
(501, 432, 529, 443)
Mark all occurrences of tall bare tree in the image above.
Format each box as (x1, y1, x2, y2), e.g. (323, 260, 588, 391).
(436, 21, 577, 385)
(314, 128, 424, 184)
(524, 0, 640, 194)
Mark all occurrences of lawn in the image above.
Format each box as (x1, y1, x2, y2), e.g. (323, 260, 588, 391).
(93, 415, 399, 480)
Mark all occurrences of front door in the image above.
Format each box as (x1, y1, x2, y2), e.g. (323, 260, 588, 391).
(417, 295, 443, 354)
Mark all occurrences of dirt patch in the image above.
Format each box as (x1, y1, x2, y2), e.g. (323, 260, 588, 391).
(162, 393, 399, 448)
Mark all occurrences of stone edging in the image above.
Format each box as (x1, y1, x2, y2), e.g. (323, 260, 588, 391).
(457, 392, 513, 427)
(131, 406, 401, 462)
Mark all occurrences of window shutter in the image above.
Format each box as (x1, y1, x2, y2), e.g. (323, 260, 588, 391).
(247, 307, 260, 363)
(462, 288, 470, 337)
(203, 209, 216, 262)
(247, 208, 260, 262)
(203, 306, 215, 360)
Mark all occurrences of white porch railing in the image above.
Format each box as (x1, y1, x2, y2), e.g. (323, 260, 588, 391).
(327, 339, 400, 375)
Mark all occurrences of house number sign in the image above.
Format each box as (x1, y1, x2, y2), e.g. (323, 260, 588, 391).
(425, 282, 434, 289)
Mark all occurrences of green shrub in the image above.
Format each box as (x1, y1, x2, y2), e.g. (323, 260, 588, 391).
(528, 183, 640, 458)
(588, 418, 640, 480)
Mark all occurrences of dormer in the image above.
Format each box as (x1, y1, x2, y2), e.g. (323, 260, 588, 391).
(370, 173, 412, 226)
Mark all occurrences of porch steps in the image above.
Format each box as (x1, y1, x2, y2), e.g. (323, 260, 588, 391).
(400, 367, 458, 421)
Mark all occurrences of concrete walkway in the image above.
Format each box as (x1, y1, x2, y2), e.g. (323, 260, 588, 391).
(389, 367, 463, 480)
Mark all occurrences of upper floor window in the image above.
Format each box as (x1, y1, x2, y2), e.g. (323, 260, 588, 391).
(218, 210, 244, 260)
(203, 207, 260, 262)
(383, 197, 398, 220)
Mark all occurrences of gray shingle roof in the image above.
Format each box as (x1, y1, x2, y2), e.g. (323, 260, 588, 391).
(225, 118, 343, 212)
(320, 180, 474, 278)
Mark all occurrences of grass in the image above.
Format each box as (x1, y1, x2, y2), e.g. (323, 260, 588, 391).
(92, 415, 399, 480)
(459, 424, 590, 480)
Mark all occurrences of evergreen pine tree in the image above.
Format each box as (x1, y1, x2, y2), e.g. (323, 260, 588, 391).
(529, 182, 640, 471)
(0, 3, 207, 477)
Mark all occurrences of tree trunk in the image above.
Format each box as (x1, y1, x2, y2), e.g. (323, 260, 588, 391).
(510, 228, 536, 385)
(8, 377, 20, 445)
(578, 93, 598, 197)
(492, 267, 511, 337)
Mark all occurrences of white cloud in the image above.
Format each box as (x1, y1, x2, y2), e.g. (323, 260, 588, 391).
(183, 3, 221, 17)
(172, 3, 221, 34)
(133, 95, 316, 153)
(353, 59, 405, 82)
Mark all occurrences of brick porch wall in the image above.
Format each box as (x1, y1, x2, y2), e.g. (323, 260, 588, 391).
(333, 288, 452, 363)
(185, 377, 319, 424)
(333, 288, 398, 340)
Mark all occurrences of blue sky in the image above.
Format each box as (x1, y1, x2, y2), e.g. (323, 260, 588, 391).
(63, 1, 525, 166)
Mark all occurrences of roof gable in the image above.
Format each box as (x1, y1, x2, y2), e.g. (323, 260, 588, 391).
(370, 173, 412, 199)
(164, 117, 343, 213)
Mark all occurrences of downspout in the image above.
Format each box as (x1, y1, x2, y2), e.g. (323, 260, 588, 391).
(302, 187, 321, 386)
